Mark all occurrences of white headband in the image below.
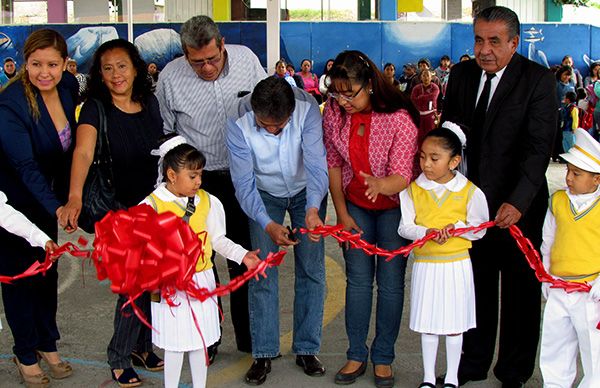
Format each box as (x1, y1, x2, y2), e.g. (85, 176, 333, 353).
(442, 121, 467, 148)
(150, 135, 188, 187)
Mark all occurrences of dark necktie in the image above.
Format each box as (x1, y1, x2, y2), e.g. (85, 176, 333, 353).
(469, 72, 495, 182)
(182, 197, 196, 224)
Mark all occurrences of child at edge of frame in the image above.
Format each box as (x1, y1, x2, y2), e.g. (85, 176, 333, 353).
(539, 127, 600, 388)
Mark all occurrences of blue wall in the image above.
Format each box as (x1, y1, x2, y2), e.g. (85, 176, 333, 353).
(0, 21, 598, 77)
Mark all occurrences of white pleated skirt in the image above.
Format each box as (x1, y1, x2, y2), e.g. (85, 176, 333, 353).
(151, 270, 220, 352)
(409, 258, 476, 335)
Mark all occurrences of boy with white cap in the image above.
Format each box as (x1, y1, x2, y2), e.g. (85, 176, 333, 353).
(540, 127, 600, 388)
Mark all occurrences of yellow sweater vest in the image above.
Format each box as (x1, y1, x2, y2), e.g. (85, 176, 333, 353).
(409, 180, 476, 263)
(549, 190, 600, 283)
(147, 189, 214, 273)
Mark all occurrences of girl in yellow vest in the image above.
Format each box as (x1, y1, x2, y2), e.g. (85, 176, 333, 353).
(398, 122, 489, 388)
(143, 134, 261, 388)
(540, 127, 600, 388)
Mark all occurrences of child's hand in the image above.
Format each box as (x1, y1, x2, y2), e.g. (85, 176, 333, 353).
(438, 224, 455, 244)
(426, 228, 443, 244)
(45, 241, 60, 262)
(242, 249, 262, 271)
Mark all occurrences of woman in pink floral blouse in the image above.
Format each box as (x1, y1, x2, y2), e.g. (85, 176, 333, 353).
(322, 50, 419, 387)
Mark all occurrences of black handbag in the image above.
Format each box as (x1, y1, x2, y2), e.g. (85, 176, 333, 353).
(78, 99, 124, 233)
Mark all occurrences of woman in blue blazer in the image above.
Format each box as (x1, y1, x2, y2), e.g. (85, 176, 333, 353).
(0, 29, 77, 386)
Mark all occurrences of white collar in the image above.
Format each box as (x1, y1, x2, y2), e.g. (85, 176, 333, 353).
(153, 183, 197, 204)
(415, 171, 468, 192)
(480, 65, 507, 82)
(566, 184, 600, 204)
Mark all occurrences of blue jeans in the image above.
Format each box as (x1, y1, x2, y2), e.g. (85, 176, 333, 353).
(343, 201, 407, 365)
(248, 189, 327, 358)
(562, 130, 574, 153)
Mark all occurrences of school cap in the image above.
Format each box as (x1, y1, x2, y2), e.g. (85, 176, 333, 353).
(560, 128, 600, 173)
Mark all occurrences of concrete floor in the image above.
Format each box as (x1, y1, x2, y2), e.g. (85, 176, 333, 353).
(0, 163, 571, 388)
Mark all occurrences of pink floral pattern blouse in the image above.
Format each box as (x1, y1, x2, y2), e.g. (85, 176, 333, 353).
(322, 100, 419, 204)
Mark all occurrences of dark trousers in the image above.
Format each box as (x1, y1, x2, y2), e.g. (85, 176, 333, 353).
(0, 223, 60, 366)
(107, 293, 152, 369)
(202, 169, 252, 352)
(552, 120, 563, 161)
(2, 266, 60, 366)
(459, 232, 541, 384)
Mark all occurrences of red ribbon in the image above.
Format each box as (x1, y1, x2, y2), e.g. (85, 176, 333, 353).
(300, 223, 594, 298)
(90, 205, 286, 329)
(0, 207, 595, 329)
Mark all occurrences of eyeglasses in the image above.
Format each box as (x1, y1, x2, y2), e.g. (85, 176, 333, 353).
(329, 84, 365, 103)
(189, 51, 222, 69)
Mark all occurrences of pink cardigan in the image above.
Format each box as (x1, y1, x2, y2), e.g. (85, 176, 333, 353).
(322, 100, 418, 204)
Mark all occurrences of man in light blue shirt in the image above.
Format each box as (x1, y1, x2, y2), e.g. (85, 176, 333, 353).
(227, 77, 328, 385)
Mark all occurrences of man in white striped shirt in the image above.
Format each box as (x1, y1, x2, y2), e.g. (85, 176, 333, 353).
(156, 15, 267, 362)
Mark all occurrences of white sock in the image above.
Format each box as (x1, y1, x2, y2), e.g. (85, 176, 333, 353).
(445, 334, 463, 386)
(164, 350, 185, 388)
(421, 333, 439, 384)
(189, 349, 208, 388)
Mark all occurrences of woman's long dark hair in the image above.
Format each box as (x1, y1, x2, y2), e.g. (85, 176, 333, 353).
(84, 38, 152, 106)
(327, 50, 419, 125)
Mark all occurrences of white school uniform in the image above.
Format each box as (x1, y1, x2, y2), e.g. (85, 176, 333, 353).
(398, 172, 488, 334)
(540, 186, 600, 388)
(142, 184, 247, 352)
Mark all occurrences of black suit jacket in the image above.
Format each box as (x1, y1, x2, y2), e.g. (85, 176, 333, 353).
(0, 72, 78, 272)
(443, 54, 557, 240)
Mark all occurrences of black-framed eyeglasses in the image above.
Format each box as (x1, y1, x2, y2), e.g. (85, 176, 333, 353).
(189, 51, 222, 69)
(329, 84, 365, 103)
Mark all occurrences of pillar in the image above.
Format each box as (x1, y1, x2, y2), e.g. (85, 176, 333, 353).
(379, 0, 396, 20)
(358, 0, 371, 20)
(47, 0, 67, 23)
(546, 0, 562, 21)
(266, 0, 280, 73)
(213, 0, 231, 20)
(444, 0, 462, 20)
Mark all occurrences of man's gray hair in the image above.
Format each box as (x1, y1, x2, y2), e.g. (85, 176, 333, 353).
(180, 15, 223, 53)
(474, 6, 520, 39)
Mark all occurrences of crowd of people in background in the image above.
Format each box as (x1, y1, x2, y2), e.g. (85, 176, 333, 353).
(0, 5, 600, 388)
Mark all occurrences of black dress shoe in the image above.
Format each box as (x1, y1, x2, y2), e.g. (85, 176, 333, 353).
(207, 344, 218, 365)
(295, 355, 325, 376)
(459, 373, 487, 386)
(245, 358, 271, 385)
(334, 362, 367, 385)
(438, 373, 486, 386)
(374, 365, 394, 388)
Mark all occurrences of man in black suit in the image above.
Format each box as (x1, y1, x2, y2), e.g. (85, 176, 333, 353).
(443, 6, 557, 388)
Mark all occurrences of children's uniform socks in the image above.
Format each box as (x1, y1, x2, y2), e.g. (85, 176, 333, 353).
(445, 334, 463, 386)
(189, 349, 208, 387)
(163, 349, 209, 388)
(421, 333, 439, 384)
(164, 350, 185, 388)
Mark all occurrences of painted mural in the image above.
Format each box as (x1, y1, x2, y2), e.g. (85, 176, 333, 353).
(0, 21, 598, 78)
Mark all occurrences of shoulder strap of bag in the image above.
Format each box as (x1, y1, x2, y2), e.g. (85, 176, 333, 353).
(92, 98, 117, 184)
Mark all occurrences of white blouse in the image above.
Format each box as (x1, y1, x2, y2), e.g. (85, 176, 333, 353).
(142, 184, 248, 264)
(398, 171, 489, 241)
